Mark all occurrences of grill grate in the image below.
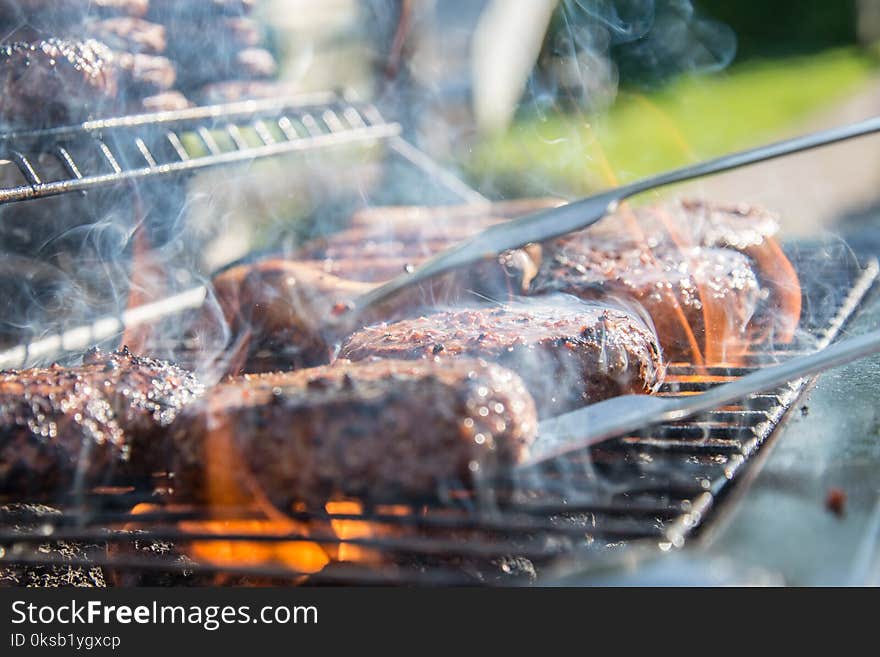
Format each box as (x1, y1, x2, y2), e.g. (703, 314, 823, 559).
(0, 92, 876, 585)
(0, 93, 401, 206)
(1, 249, 876, 585)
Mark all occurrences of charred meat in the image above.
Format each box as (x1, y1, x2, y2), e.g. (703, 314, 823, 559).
(532, 243, 763, 362)
(170, 358, 537, 507)
(529, 199, 801, 362)
(656, 199, 802, 344)
(210, 259, 375, 371)
(340, 297, 664, 416)
(0, 39, 175, 127)
(0, 347, 203, 500)
(299, 200, 561, 270)
(206, 201, 560, 373)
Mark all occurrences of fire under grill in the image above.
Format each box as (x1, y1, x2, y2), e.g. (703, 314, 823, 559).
(0, 95, 877, 586)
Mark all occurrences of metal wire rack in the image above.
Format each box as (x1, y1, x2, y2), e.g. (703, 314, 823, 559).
(0, 92, 403, 205)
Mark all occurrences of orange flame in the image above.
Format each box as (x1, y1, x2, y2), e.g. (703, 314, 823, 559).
(585, 96, 801, 369)
(177, 398, 330, 578)
(325, 501, 387, 564)
(582, 117, 705, 366)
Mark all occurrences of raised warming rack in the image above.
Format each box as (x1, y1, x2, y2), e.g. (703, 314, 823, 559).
(1, 248, 876, 585)
(0, 91, 488, 371)
(0, 92, 402, 205)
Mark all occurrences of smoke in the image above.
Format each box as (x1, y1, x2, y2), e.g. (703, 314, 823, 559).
(0, 0, 279, 376)
(524, 0, 737, 116)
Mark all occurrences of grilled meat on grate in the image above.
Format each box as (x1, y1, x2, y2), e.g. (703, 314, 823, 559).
(210, 259, 376, 371)
(0, 39, 174, 127)
(207, 201, 560, 373)
(529, 199, 801, 361)
(0, 347, 202, 500)
(532, 244, 762, 361)
(340, 296, 664, 416)
(209, 255, 538, 373)
(170, 358, 537, 507)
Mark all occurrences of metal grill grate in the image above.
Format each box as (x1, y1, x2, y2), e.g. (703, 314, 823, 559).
(1, 249, 876, 585)
(0, 92, 401, 206)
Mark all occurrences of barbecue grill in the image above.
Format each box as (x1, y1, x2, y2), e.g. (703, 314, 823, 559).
(0, 91, 877, 586)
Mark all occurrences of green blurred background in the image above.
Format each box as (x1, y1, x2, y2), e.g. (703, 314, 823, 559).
(465, 0, 880, 199)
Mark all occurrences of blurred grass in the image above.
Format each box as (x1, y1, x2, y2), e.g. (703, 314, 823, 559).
(464, 48, 878, 198)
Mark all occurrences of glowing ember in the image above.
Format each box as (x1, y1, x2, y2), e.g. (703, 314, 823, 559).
(179, 519, 329, 576)
(326, 501, 387, 564)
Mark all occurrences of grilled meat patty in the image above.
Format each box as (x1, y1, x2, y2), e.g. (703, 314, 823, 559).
(0, 18, 166, 54)
(529, 199, 801, 362)
(210, 259, 375, 371)
(340, 297, 664, 416)
(170, 358, 537, 507)
(299, 200, 561, 273)
(0, 347, 203, 499)
(532, 243, 762, 362)
(657, 199, 802, 344)
(206, 201, 560, 373)
(0, 39, 175, 127)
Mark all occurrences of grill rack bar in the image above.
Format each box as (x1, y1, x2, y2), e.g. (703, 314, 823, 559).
(0, 94, 402, 205)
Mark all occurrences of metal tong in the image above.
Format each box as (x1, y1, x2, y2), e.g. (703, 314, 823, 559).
(522, 329, 880, 468)
(339, 115, 880, 329)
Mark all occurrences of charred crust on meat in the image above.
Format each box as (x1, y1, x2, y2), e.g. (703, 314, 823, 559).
(169, 358, 538, 507)
(0, 349, 202, 500)
(340, 297, 664, 416)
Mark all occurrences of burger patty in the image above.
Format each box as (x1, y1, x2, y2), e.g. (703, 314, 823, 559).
(298, 200, 561, 270)
(531, 244, 763, 361)
(0, 347, 203, 499)
(339, 296, 664, 416)
(207, 201, 560, 373)
(169, 358, 537, 507)
(529, 199, 801, 361)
